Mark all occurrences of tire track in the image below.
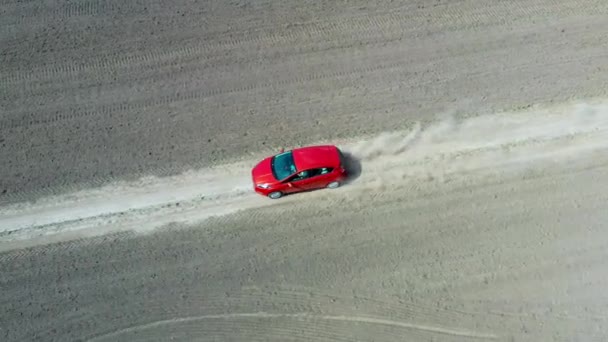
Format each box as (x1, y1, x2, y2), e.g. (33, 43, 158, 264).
(98, 318, 360, 342)
(82, 286, 499, 342)
(3, 8, 604, 126)
(86, 313, 498, 342)
(0, 74, 498, 205)
(8, 44, 608, 138)
(1, 1, 605, 205)
(0, 60, 408, 131)
(20, 99, 606, 246)
(0, 17, 409, 88)
(2, 49, 605, 206)
(219, 101, 608, 228)
(0, 140, 265, 206)
(3, 161, 608, 342)
(221, 149, 608, 260)
(5, 144, 603, 260)
(0, 0, 146, 27)
(6, 31, 605, 133)
(4, 13, 580, 97)
(0, 10, 425, 85)
(3, 0, 603, 88)
(0, 230, 135, 263)
(7, 77, 608, 207)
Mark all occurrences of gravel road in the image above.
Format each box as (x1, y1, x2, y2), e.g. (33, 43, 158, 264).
(2, 0, 608, 341)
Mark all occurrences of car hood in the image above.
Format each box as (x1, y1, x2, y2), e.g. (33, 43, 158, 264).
(251, 157, 277, 185)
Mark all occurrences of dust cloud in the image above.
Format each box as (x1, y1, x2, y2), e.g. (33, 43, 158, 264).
(2, 100, 607, 244)
(342, 100, 608, 187)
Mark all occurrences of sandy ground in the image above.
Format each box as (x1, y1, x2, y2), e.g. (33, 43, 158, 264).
(3, 0, 608, 341)
(3, 121, 608, 341)
(2, 0, 608, 203)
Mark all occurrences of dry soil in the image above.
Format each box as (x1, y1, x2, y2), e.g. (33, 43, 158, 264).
(2, 0, 608, 341)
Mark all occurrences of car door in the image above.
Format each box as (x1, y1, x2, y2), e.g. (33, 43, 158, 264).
(282, 169, 319, 193)
(314, 167, 335, 185)
(293, 168, 336, 191)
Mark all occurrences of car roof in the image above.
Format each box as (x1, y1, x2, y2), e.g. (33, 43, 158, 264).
(291, 145, 340, 171)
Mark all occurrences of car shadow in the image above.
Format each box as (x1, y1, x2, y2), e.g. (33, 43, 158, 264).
(340, 151, 362, 185)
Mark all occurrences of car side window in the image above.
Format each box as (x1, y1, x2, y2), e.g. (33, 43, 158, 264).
(287, 167, 333, 183)
(289, 169, 313, 182)
(291, 170, 313, 182)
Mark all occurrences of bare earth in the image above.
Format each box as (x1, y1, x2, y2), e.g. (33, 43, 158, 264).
(2, 0, 608, 341)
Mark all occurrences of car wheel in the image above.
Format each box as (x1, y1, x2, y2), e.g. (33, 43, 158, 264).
(268, 191, 283, 199)
(327, 181, 340, 189)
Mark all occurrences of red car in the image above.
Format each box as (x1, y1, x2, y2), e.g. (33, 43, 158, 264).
(251, 144, 348, 199)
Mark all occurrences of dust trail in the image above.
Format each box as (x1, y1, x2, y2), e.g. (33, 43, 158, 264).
(1, 99, 607, 245)
(342, 100, 608, 187)
(0, 164, 256, 236)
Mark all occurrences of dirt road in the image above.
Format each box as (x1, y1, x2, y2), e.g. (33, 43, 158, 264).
(3, 138, 608, 341)
(2, 0, 608, 341)
(2, 0, 607, 203)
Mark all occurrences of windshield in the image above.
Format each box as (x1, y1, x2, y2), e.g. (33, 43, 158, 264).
(271, 151, 297, 180)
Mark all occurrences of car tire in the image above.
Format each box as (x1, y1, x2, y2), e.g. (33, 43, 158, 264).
(327, 181, 340, 189)
(268, 191, 283, 199)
